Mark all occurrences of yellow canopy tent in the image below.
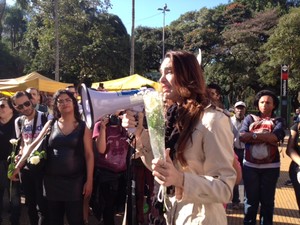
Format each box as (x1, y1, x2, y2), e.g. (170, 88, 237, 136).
(0, 72, 72, 93)
(0, 91, 14, 97)
(92, 74, 160, 91)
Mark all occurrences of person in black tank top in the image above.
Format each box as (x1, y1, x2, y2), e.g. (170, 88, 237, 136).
(45, 90, 94, 225)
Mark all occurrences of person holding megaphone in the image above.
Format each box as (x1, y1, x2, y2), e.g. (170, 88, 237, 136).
(122, 50, 236, 225)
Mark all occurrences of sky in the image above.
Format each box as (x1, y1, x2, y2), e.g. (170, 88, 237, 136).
(109, 0, 230, 33)
(6, 0, 230, 33)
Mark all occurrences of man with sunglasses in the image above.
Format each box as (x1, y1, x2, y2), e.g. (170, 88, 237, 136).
(11, 91, 50, 225)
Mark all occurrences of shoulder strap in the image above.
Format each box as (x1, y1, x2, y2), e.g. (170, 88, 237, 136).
(250, 114, 260, 122)
(45, 118, 56, 135)
(31, 111, 39, 141)
(297, 122, 300, 133)
(17, 115, 25, 134)
(16, 116, 25, 142)
(41, 112, 48, 126)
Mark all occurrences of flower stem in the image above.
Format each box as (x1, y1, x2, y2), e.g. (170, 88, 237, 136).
(9, 180, 12, 202)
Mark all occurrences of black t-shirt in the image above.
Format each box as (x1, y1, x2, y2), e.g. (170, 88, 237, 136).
(0, 115, 18, 161)
(291, 122, 300, 155)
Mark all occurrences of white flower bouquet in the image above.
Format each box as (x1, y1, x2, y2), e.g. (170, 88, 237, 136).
(144, 92, 168, 204)
(143, 91, 165, 159)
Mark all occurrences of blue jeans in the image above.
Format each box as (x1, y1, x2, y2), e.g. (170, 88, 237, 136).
(289, 161, 300, 214)
(243, 165, 279, 225)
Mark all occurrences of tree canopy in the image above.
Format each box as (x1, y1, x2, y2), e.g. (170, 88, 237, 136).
(1, 0, 300, 109)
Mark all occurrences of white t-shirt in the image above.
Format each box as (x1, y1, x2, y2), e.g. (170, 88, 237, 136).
(15, 111, 50, 156)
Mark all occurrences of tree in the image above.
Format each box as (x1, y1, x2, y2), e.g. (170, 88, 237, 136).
(205, 7, 280, 104)
(235, 0, 289, 11)
(0, 42, 24, 78)
(3, 5, 27, 51)
(259, 7, 300, 107)
(134, 26, 162, 73)
(0, 0, 5, 40)
(19, 0, 131, 83)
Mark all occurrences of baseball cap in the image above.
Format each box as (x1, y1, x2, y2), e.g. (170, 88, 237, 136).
(234, 101, 246, 108)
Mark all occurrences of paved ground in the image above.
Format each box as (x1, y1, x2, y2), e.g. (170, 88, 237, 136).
(2, 136, 300, 224)
(227, 137, 300, 225)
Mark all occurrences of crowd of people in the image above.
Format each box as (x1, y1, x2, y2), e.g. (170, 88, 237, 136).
(0, 50, 299, 225)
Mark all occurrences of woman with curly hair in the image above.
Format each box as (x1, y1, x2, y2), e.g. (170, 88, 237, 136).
(240, 90, 285, 225)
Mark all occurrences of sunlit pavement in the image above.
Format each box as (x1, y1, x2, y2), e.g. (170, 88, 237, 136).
(227, 134, 300, 225)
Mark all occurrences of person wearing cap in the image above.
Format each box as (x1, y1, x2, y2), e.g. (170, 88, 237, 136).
(230, 101, 247, 209)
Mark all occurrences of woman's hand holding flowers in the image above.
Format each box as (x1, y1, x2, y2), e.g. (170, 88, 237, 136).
(152, 149, 184, 188)
(10, 167, 21, 181)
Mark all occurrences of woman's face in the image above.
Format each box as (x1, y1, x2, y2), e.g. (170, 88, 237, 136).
(0, 99, 13, 120)
(56, 93, 74, 113)
(258, 95, 275, 117)
(159, 57, 180, 102)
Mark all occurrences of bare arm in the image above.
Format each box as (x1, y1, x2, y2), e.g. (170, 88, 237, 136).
(16, 120, 52, 168)
(122, 110, 153, 171)
(83, 126, 94, 198)
(10, 120, 52, 181)
(95, 117, 109, 154)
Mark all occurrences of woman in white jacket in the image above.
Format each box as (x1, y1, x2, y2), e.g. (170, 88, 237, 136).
(124, 50, 236, 225)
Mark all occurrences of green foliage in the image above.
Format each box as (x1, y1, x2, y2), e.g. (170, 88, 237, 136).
(206, 8, 282, 104)
(18, 0, 129, 83)
(0, 42, 24, 78)
(259, 7, 300, 98)
(235, 0, 289, 12)
(135, 26, 162, 73)
(1, 0, 300, 105)
(0, 5, 27, 76)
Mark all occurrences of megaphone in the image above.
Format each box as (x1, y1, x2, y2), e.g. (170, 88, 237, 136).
(80, 84, 145, 129)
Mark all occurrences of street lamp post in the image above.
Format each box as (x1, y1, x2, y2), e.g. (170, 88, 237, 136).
(158, 3, 170, 60)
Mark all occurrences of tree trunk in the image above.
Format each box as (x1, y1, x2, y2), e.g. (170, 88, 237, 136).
(129, 0, 135, 75)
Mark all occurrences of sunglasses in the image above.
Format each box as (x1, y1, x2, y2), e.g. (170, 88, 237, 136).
(16, 101, 31, 110)
(0, 104, 6, 109)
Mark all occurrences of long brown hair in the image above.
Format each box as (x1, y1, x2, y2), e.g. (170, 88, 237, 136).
(165, 51, 210, 166)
